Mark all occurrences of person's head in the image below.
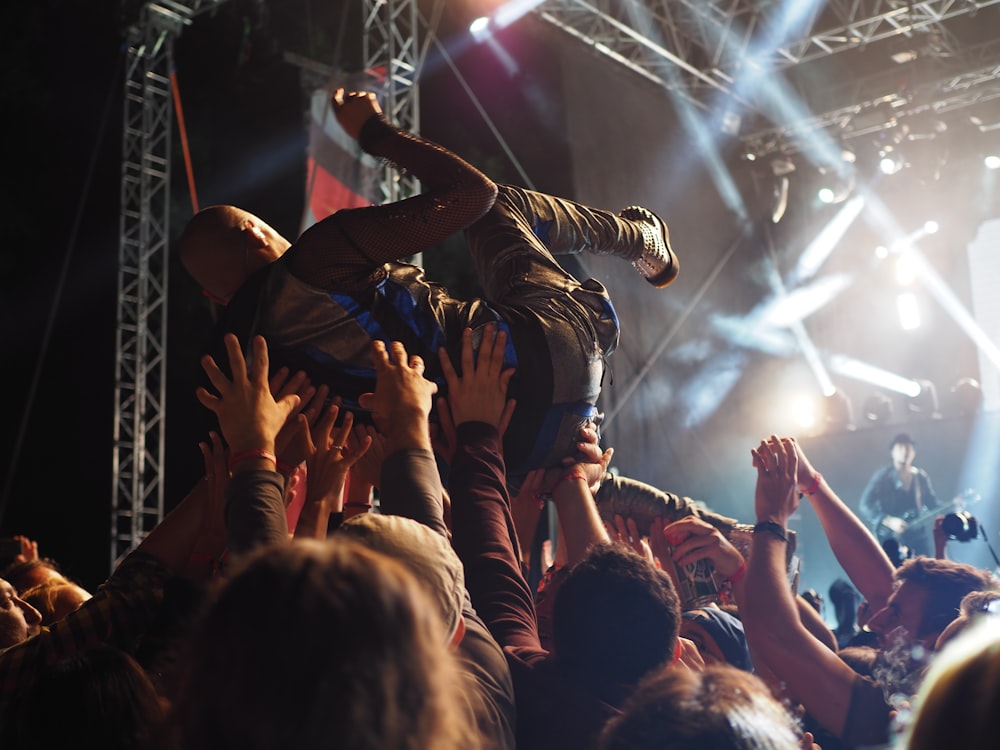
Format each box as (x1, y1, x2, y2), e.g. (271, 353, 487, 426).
(170, 539, 478, 750)
(867, 557, 995, 649)
(178, 205, 290, 305)
(829, 578, 860, 631)
(1, 557, 68, 593)
(6, 643, 165, 750)
(934, 588, 1000, 650)
(679, 607, 752, 671)
(334, 513, 467, 646)
(890, 433, 916, 467)
(598, 665, 803, 750)
(20, 579, 92, 626)
(904, 615, 1000, 750)
(552, 543, 681, 706)
(0, 577, 42, 648)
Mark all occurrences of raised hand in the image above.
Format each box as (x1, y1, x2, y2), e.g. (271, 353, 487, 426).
(196, 334, 300, 458)
(751, 435, 800, 526)
(437, 325, 516, 429)
(658, 516, 744, 580)
(605, 514, 654, 564)
(358, 340, 438, 448)
(268, 367, 328, 472)
(295, 405, 372, 540)
(183, 430, 230, 577)
(332, 88, 382, 140)
(348, 423, 385, 493)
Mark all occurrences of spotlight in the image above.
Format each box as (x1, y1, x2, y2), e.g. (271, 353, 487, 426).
(816, 171, 854, 205)
(879, 150, 905, 175)
(863, 393, 893, 423)
(822, 390, 855, 432)
(986, 155, 1000, 170)
(924, 220, 939, 234)
(948, 377, 984, 417)
(469, 16, 491, 40)
(906, 379, 940, 419)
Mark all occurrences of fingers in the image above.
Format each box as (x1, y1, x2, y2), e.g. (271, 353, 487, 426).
(498, 398, 517, 437)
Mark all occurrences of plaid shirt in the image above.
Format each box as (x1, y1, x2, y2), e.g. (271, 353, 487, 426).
(0, 552, 170, 702)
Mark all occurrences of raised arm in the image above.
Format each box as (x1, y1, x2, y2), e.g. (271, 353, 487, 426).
(356, 339, 447, 534)
(439, 326, 542, 650)
(196, 333, 301, 556)
(742, 435, 863, 741)
(289, 89, 498, 282)
(791, 439, 895, 612)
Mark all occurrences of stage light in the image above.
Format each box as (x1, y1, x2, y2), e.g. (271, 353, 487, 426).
(948, 378, 983, 417)
(769, 156, 794, 223)
(791, 394, 819, 431)
(875, 245, 889, 259)
(924, 220, 939, 234)
(862, 393, 893, 423)
(906, 379, 940, 419)
(469, 16, 490, 38)
(879, 149, 905, 175)
(822, 390, 855, 432)
(816, 156, 855, 205)
(986, 155, 1000, 170)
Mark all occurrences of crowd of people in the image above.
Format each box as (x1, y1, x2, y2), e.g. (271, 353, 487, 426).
(1, 89, 997, 750)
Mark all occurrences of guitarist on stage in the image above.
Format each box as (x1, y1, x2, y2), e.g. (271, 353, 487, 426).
(860, 433, 939, 557)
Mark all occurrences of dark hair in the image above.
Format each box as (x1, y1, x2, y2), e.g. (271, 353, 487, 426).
(553, 543, 680, 705)
(169, 539, 478, 750)
(896, 557, 995, 638)
(890, 433, 915, 449)
(598, 665, 802, 750)
(5, 644, 164, 750)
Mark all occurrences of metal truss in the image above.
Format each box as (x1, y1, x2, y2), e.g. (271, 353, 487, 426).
(363, 0, 421, 205)
(114, 1, 225, 570)
(743, 39, 1000, 157)
(535, 0, 1000, 154)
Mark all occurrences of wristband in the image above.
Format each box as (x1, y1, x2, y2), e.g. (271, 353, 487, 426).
(799, 472, 822, 496)
(549, 470, 587, 496)
(728, 559, 748, 584)
(228, 449, 277, 473)
(753, 520, 788, 542)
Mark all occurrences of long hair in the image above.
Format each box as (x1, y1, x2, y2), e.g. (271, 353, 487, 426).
(169, 539, 479, 750)
(6, 643, 164, 750)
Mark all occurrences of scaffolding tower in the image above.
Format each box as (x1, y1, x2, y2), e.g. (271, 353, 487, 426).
(112, 0, 420, 570)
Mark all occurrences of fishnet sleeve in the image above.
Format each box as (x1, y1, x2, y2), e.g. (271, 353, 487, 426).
(287, 115, 498, 291)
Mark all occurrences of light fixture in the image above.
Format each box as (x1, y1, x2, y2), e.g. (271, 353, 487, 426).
(986, 155, 1000, 170)
(879, 148, 905, 175)
(906, 379, 940, 419)
(863, 393, 893, 423)
(822, 390, 855, 432)
(948, 377, 983, 417)
(769, 156, 795, 224)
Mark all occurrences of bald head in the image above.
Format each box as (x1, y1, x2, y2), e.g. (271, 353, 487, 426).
(179, 205, 291, 304)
